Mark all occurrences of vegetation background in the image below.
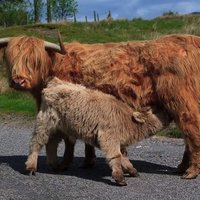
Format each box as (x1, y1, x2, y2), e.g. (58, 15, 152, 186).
(1, 0, 200, 137)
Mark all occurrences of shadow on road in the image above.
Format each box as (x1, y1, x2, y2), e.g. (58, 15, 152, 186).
(0, 155, 178, 185)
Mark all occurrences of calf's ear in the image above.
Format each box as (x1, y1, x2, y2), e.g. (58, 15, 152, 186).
(132, 112, 146, 123)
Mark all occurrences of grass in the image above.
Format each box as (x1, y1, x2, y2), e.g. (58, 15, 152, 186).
(0, 15, 199, 43)
(0, 14, 199, 137)
(159, 127, 182, 138)
(0, 91, 36, 115)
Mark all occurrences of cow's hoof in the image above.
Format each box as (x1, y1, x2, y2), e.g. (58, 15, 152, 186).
(181, 166, 199, 179)
(181, 172, 198, 179)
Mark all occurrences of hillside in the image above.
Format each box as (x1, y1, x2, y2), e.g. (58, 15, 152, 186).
(0, 15, 200, 43)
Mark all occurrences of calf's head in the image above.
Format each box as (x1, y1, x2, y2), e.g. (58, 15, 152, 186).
(132, 107, 171, 132)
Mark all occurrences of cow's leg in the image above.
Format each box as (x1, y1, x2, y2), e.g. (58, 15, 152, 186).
(177, 144, 190, 174)
(58, 136, 76, 170)
(46, 134, 61, 170)
(175, 98, 200, 179)
(120, 146, 138, 177)
(156, 75, 200, 179)
(80, 144, 96, 168)
(181, 132, 200, 179)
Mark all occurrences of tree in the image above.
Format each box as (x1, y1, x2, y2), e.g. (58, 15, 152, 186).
(51, 0, 78, 22)
(46, 0, 52, 23)
(0, 0, 29, 26)
(33, 0, 43, 23)
(162, 10, 178, 17)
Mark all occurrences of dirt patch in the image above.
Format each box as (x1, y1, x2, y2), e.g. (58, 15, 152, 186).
(0, 77, 10, 93)
(0, 112, 35, 128)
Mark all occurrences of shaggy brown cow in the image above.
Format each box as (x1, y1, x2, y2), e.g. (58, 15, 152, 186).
(1, 34, 200, 179)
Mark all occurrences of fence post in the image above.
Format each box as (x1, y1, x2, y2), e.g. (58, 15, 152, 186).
(107, 10, 112, 21)
(93, 10, 96, 22)
(73, 12, 77, 23)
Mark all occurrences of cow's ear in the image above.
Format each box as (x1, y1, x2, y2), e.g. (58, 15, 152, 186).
(0, 38, 11, 48)
(132, 112, 146, 123)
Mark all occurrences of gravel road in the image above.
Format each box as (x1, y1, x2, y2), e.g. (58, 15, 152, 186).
(0, 113, 200, 200)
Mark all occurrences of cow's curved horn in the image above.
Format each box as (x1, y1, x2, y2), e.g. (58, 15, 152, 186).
(44, 32, 67, 55)
(0, 38, 11, 47)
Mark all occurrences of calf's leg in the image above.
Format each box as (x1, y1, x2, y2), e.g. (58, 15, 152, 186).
(120, 146, 138, 177)
(98, 131, 126, 186)
(108, 155, 126, 186)
(26, 130, 49, 174)
(26, 109, 57, 174)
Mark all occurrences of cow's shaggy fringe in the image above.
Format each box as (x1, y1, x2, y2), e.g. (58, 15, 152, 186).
(5, 37, 50, 91)
(25, 77, 169, 186)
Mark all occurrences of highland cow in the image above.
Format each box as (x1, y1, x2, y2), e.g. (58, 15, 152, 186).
(25, 77, 169, 186)
(1, 34, 200, 179)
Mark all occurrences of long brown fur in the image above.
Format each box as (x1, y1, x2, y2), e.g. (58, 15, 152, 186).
(3, 34, 200, 178)
(25, 77, 169, 186)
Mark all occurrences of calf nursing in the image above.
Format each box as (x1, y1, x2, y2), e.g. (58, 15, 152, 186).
(26, 78, 169, 186)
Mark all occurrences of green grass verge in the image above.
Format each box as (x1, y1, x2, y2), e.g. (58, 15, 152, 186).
(0, 91, 36, 116)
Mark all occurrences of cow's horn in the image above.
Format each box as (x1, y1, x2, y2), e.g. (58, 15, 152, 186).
(44, 32, 67, 55)
(0, 38, 11, 47)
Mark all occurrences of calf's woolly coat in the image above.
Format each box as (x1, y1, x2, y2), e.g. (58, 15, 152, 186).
(25, 78, 169, 186)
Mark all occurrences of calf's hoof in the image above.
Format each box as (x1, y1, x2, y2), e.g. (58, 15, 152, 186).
(25, 161, 37, 175)
(116, 180, 127, 186)
(112, 171, 127, 186)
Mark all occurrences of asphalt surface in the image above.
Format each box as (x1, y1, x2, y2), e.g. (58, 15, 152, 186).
(0, 113, 200, 200)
